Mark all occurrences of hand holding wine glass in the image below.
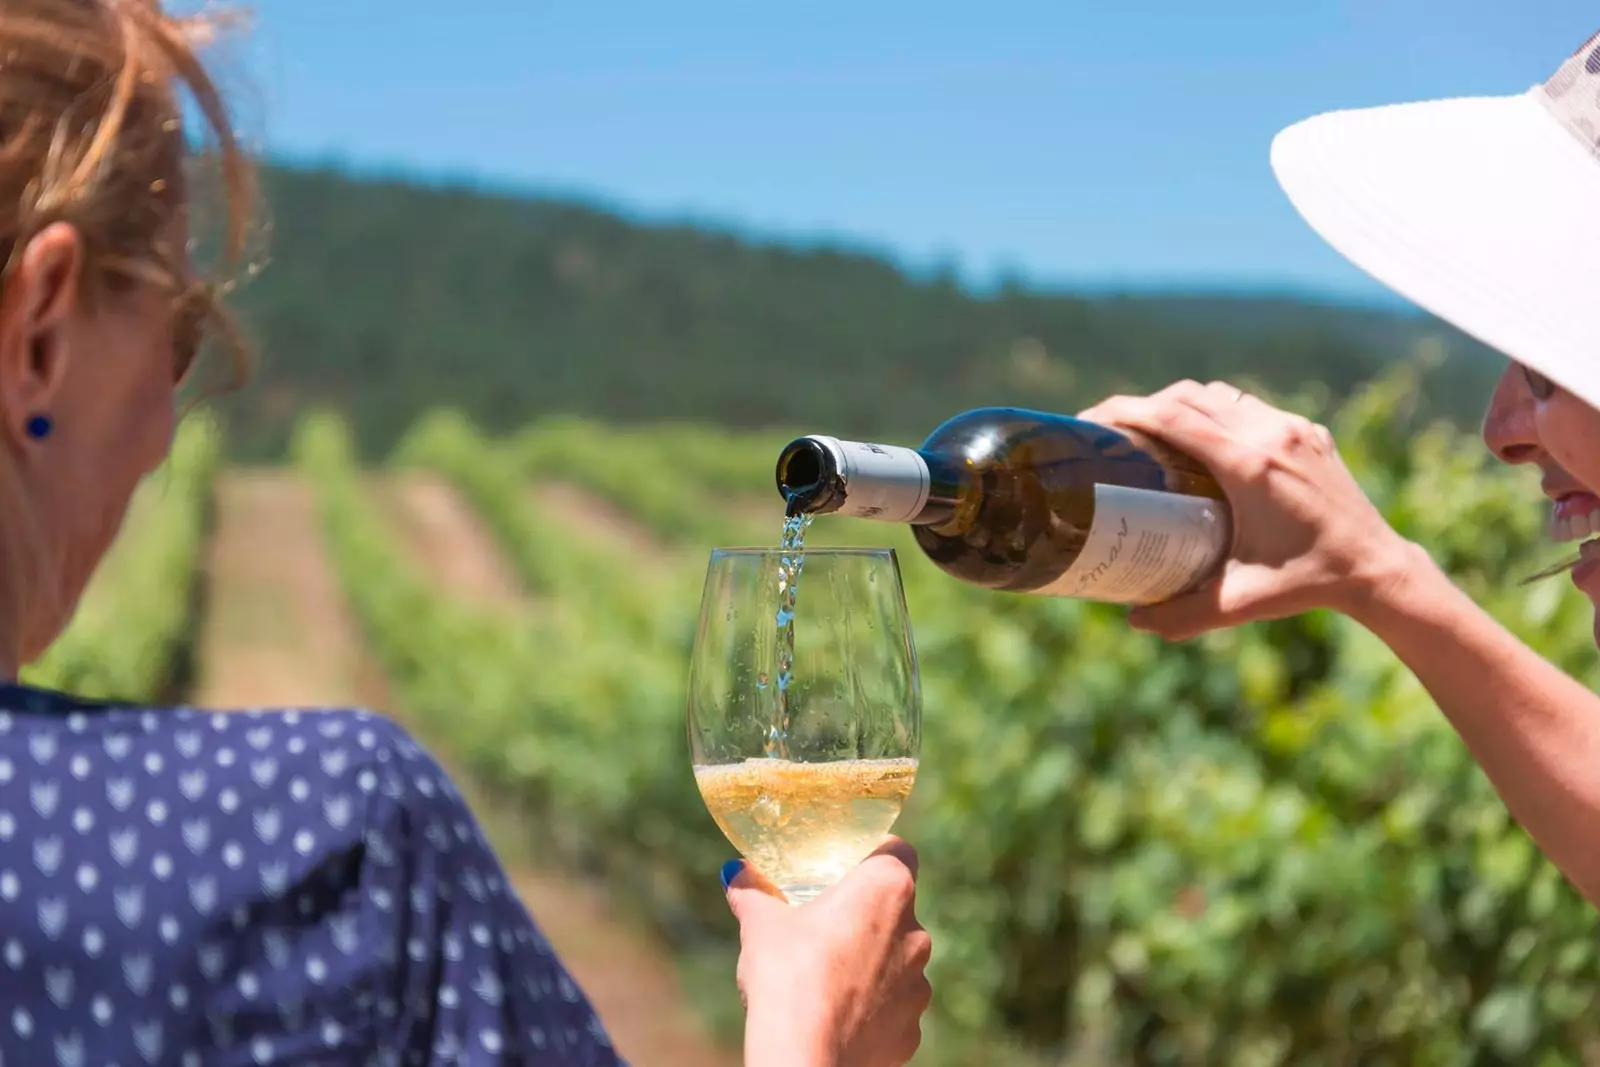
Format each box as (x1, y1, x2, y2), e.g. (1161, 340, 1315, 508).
(725, 838, 933, 1067)
(688, 546, 921, 903)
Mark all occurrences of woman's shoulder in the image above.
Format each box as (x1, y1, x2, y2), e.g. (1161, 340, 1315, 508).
(0, 683, 458, 833)
(0, 682, 423, 752)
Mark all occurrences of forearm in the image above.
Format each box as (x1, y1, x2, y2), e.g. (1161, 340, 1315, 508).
(1346, 540, 1600, 903)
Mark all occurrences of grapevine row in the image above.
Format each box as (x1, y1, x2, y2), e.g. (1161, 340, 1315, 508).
(328, 371, 1600, 1064)
(297, 411, 743, 949)
(390, 409, 703, 628)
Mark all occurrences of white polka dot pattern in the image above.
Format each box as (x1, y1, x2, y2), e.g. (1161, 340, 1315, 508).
(0, 683, 627, 1066)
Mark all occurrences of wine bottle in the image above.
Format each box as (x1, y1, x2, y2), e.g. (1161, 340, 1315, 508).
(774, 406, 1232, 606)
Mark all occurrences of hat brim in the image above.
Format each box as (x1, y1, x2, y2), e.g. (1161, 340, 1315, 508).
(1272, 89, 1600, 409)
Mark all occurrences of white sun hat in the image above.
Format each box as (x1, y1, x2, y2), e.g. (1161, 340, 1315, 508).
(1271, 30, 1600, 409)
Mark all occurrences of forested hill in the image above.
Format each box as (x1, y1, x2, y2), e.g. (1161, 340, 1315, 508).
(217, 164, 1505, 459)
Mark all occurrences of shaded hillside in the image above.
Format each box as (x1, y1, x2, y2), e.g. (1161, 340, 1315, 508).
(218, 165, 1504, 458)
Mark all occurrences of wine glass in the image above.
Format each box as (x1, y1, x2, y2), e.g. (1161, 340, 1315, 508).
(688, 546, 921, 904)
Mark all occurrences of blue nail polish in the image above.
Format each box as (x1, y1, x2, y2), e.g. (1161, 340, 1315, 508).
(720, 859, 744, 891)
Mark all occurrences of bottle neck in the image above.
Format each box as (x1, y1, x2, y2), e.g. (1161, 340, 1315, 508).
(777, 435, 965, 525)
(915, 451, 966, 525)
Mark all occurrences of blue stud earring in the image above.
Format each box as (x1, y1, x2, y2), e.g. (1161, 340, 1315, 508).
(25, 414, 51, 440)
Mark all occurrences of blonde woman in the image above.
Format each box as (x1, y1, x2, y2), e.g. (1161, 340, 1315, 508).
(0, 2, 931, 1065)
(1086, 29, 1600, 909)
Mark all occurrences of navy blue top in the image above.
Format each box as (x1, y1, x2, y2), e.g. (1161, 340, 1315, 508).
(0, 683, 627, 1067)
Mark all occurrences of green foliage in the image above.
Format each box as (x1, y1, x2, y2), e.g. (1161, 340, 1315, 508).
(507, 416, 767, 547)
(24, 412, 221, 701)
(301, 410, 727, 939)
(312, 356, 1600, 1066)
(218, 164, 1504, 461)
(390, 409, 669, 614)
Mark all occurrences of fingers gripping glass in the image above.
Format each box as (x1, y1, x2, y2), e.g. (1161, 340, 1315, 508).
(687, 548, 921, 904)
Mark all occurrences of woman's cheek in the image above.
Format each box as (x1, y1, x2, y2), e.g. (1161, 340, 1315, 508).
(1540, 399, 1600, 490)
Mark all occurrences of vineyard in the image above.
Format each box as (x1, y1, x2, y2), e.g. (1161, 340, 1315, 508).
(29, 361, 1600, 1066)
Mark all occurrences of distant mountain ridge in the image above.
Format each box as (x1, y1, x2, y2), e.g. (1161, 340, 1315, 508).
(216, 164, 1504, 459)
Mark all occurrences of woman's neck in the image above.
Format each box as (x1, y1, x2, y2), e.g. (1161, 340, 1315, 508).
(0, 597, 26, 682)
(0, 631, 21, 682)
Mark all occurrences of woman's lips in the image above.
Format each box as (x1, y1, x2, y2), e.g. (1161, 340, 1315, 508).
(1572, 539, 1600, 592)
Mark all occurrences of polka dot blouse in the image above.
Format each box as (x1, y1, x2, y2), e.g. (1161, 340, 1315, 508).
(0, 682, 627, 1066)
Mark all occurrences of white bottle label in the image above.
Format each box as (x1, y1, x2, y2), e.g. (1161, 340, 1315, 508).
(808, 436, 931, 523)
(1037, 483, 1229, 605)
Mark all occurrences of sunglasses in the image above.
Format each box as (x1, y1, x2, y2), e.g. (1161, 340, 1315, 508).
(95, 256, 217, 386)
(170, 281, 213, 386)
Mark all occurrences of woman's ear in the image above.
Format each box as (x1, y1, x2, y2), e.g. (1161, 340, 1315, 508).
(0, 222, 82, 450)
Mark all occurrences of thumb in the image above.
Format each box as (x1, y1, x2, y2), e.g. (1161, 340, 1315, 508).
(721, 859, 791, 925)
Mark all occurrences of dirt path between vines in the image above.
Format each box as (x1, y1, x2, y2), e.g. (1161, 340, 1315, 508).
(375, 472, 529, 614)
(528, 481, 673, 563)
(192, 470, 369, 708)
(368, 474, 740, 1067)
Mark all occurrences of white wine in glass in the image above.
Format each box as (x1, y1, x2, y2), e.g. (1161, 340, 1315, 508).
(688, 546, 921, 903)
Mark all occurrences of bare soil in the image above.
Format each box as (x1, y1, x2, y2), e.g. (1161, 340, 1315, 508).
(191, 470, 366, 708)
(377, 472, 529, 613)
(528, 481, 672, 563)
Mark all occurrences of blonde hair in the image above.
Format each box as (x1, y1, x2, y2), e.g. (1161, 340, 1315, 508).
(0, 0, 258, 667)
(0, 0, 258, 389)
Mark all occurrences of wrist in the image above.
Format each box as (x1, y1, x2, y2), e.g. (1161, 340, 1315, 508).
(1330, 535, 1440, 628)
(744, 1000, 841, 1067)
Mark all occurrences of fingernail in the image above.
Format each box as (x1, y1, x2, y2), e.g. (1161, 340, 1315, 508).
(720, 859, 744, 891)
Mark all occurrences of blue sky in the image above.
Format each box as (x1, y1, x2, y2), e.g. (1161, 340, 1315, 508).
(245, 1, 1597, 302)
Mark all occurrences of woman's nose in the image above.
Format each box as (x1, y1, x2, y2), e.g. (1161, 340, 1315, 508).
(1482, 363, 1544, 465)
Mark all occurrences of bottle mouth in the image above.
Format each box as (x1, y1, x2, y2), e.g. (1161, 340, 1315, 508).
(775, 437, 842, 515)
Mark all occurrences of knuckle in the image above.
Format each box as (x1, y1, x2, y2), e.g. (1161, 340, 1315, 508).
(1130, 396, 1181, 430)
(1236, 450, 1273, 483)
(902, 1021, 925, 1060)
(902, 974, 933, 1018)
(1277, 414, 1319, 451)
(884, 862, 918, 906)
(908, 929, 934, 969)
(860, 852, 918, 907)
(873, 834, 919, 876)
(870, 838, 921, 889)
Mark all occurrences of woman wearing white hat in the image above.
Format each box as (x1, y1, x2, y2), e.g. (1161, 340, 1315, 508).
(1082, 30, 1600, 904)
